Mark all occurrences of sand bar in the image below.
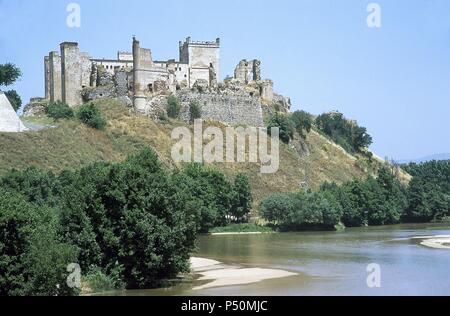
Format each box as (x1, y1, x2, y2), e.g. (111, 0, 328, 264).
(190, 257, 296, 290)
(412, 235, 450, 249)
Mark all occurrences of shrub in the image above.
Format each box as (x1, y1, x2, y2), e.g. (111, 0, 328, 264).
(77, 102, 107, 130)
(189, 101, 202, 123)
(45, 101, 74, 120)
(315, 112, 372, 153)
(166, 95, 181, 119)
(290, 110, 313, 138)
(267, 112, 294, 144)
(83, 267, 124, 293)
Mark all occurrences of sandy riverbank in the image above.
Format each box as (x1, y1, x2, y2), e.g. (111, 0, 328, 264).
(189, 257, 297, 290)
(412, 235, 450, 249)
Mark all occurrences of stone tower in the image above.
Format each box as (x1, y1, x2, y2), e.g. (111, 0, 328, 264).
(179, 37, 220, 87)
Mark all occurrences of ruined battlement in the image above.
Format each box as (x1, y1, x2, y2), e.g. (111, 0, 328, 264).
(179, 37, 220, 48)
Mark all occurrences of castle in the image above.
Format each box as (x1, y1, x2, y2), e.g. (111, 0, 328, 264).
(39, 37, 289, 127)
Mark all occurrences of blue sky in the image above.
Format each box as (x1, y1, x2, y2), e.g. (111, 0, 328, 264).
(0, 0, 449, 160)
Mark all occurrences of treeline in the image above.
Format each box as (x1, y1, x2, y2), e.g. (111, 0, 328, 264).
(267, 110, 372, 154)
(261, 161, 450, 230)
(0, 148, 252, 296)
(402, 160, 450, 222)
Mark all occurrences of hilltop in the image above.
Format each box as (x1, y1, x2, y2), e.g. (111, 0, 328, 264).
(0, 98, 409, 210)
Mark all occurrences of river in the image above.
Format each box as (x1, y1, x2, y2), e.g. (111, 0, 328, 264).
(115, 223, 450, 296)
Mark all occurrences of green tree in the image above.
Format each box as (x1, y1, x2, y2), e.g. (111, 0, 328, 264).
(291, 110, 313, 138)
(77, 102, 107, 130)
(260, 191, 341, 231)
(0, 188, 78, 296)
(172, 163, 235, 232)
(315, 112, 372, 153)
(267, 112, 295, 144)
(58, 148, 197, 289)
(351, 126, 373, 152)
(231, 174, 253, 223)
(46, 101, 74, 120)
(0, 63, 21, 86)
(404, 160, 450, 222)
(189, 101, 202, 123)
(0, 63, 22, 112)
(4, 90, 22, 112)
(166, 94, 181, 119)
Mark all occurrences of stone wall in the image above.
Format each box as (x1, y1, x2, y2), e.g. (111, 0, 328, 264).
(80, 52, 92, 88)
(114, 69, 130, 96)
(234, 59, 261, 84)
(177, 90, 264, 127)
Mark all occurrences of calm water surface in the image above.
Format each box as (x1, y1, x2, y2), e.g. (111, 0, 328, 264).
(117, 223, 450, 296)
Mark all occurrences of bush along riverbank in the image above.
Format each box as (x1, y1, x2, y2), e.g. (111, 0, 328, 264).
(260, 161, 450, 231)
(0, 148, 253, 295)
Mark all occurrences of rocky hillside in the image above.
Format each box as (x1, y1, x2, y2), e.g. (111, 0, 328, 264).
(0, 98, 409, 210)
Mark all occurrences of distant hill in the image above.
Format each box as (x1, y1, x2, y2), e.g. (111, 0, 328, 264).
(0, 98, 410, 210)
(396, 153, 450, 164)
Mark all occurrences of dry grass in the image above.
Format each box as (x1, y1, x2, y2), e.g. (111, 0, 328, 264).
(0, 98, 409, 211)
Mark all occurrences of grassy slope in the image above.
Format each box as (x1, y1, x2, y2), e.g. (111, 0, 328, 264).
(0, 99, 409, 210)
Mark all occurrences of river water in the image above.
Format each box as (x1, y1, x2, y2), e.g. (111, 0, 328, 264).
(117, 223, 450, 296)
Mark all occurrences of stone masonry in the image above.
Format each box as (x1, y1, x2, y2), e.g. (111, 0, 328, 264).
(37, 36, 289, 128)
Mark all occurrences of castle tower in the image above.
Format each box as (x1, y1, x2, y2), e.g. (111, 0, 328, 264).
(49, 51, 62, 103)
(179, 37, 220, 88)
(132, 37, 149, 113)
(60, 42, 83, 106)
(44, 56, 50, 100)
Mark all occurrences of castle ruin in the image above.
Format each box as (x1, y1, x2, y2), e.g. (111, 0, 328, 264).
(37, 36, 289, 127)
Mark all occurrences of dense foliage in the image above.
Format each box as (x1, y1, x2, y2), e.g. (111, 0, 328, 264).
(0, 148, 253, 294)
(172, 164, 252, 232)
(0, 63, 21, 87)
(403, 160, 450, 222)
(260, 191, 341, 230)
(230, 174, 253, 223)
(4, 90, 22, 112)
(77, 102, 107, 130)
(189, 101, 202, 123)
(166, 95, 181, 119)
(315, 112, 372, 153)
(0, 63, 22, 112)
(45, 101, 75, 120)
(291, 110, 313, 138)
(260, 165, 431, 230)
(0, 188, 78, 296)
(267, 112, 295, 144)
